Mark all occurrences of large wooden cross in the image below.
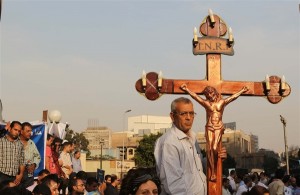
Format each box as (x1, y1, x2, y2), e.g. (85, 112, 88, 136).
(135, 11, 291, 195)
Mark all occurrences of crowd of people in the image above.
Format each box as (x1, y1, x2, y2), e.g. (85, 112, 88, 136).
(0, 121, 89, 194)
(222, 169, 300, 195)
(0, 121, 160, 195)
(0, 96, 299, 195)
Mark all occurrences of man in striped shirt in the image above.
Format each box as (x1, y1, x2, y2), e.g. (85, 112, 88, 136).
(0, 121, 25, 186)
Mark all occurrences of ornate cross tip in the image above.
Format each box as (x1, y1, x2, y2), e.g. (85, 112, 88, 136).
(141, 70, 147, 89)
(265, 75, 271, 92)
(208, 9, 216, 27)
(281, 75, 286, 91)
(193, 27, 199, 46)
(136, 72, 162, 101)
(228, 27, 234, 46)
(158, 71, 163, 88)
(263, 75, 291, 104)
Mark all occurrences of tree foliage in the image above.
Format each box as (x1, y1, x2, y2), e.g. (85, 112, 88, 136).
(134, 133, 162, 167)
(65, 129, 90, 156)
(263, 156, 279, 175)
(222, 153, 237, 175)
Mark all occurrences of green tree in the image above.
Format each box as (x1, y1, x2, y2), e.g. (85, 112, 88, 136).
(222, 153, 237, 176)
(263, 156, 279, 175)
(65, 129, 91, 157)
(134, 133, 162, 167)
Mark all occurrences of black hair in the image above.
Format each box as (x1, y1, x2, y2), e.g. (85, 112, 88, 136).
(243, 176, 252, 185)
(250, 174, 258, 182)
(275, 168, 285, 179)
(33, 183, 51, 195)
(104, 174, 112, 181)
(51, 137, 62, 149)
(282, 175, 291, 183)
(110, 174, 118, 183)
(68, 177, 78, 193)
(47, 133, 54, 141)
(21, 122, 33, 130)
(247, 185, 269, 195)
(10, 121, 22, 129)
(41, 174, 60, 186)
(119, 167, 161, 195)
(86, 177, 98, 186)
(53, 137, 62, 144)
(68, 177, 83, 193)
(38, 169, 50, 176)
(230, 170, 236, 175)
(76, 171, 88, 180)
(222, 177, 229, 184)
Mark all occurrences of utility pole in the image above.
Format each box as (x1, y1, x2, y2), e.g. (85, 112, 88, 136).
(99, 138, 104, 169)
(280, 115, 289, 175)
(121, 109, 131, 178)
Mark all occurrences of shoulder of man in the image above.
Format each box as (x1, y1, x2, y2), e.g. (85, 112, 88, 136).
(28, 139, 35, 144)
(157, 127, 178, 142)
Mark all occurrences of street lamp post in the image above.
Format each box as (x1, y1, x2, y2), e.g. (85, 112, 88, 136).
(48, 110, 62, 123)
(99, 138, 104, 169)
(121, 109, 131, 178)
(280, 115, 289, 175)
(48, 110, 64, 139)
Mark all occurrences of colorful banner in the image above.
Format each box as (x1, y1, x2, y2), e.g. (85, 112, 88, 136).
(31, 123, 46, 177)
(97, 169, 105, 183)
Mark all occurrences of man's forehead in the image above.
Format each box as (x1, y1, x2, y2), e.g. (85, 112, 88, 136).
(50, 180, 58, 186)
(175, 102, 193, 109)
(13, 124, 21, 129)
(23, 126, 32, 130)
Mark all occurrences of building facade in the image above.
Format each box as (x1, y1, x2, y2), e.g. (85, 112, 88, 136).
(82, 124, 112, 157)
(197, 128, 258, 158)
(195, 127, 278, 170)
(128, 115, 172, 135)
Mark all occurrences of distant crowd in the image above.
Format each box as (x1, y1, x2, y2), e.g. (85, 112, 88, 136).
(223, 169, 300, 195)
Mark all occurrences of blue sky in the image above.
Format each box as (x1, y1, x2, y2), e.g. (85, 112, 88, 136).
(1, 1, 299, 153)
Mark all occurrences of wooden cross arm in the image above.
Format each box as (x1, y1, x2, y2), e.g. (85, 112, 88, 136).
(221, 79, 291, 98)
(135, 72, 291, 104)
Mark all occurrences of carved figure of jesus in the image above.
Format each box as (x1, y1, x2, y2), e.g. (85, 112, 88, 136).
(181, 84, 248, 181)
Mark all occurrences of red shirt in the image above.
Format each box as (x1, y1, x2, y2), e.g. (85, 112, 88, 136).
(46, 146, 56, 174)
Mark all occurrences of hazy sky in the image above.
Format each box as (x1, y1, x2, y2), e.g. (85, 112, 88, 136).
(1, 1, 299, 153)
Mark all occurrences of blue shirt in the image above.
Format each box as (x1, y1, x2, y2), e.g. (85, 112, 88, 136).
(154, 125, 207, 195)
(71, 156, 82, 173)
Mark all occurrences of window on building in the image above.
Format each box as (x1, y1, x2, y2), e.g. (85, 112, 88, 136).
(128, 149, 134, 155)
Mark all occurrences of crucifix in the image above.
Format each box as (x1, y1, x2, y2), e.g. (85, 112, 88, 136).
(135, 10, 291, 195)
